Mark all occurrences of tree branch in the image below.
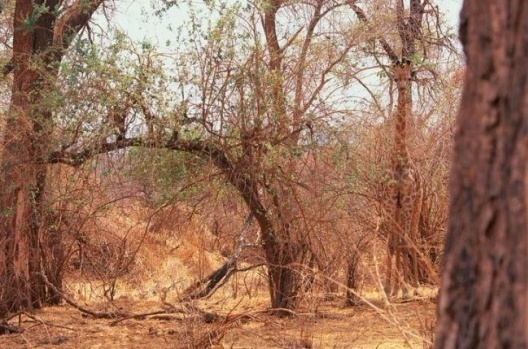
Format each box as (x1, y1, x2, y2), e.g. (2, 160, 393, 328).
(53, 0, 105, 50)
(349, 1, 399, 64)
(293, 0, 324, 128)
(47, 137, 233, 173)
(39, 272, 130, 319)
(182, 213, 256, 300)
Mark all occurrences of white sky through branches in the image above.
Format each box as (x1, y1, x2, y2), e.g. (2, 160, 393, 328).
(112, 0, 463, 49)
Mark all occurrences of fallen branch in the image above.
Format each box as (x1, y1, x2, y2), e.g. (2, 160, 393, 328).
(39, 272, 130, 319)
(40, 272, 221, 326)
(0, 320, 23, 335)
(21, 312, 76, 332)
(182, 213, 257, 300)
(0, 312, 24, 335)
(109, 310, 175, 326)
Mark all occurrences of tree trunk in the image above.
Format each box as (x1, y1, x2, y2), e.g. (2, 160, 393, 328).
(435, 1, 528, 347)
(232, 174, 301, 314)
(264, 236, 300, 314)
(345, 253, 361, 306)
(0, 0, 102, 314)
(0, 0, 58, 314)
(252, 205, 301, 314)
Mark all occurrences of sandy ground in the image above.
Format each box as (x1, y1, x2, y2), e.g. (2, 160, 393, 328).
(0, 201, 437, 348)
(0, 290, 436, 349)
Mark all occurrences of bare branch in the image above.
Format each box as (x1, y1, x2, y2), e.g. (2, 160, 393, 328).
(180, 212, 259, 302)
(53, 0, 105, 50)
(48, 137, 233, 173)
(349, 1, 399, 64)
(299, 40, 355, 117)
(39, 272, 130, 319)
(293, 0, 324, 126)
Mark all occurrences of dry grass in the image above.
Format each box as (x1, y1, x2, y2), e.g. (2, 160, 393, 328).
(0, 293, 437, 348)
(0, 176, 439, 348)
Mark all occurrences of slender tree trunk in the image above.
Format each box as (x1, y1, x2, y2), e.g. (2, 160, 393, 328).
(345, 253, 360, 306)
(435, 1, 528, 347)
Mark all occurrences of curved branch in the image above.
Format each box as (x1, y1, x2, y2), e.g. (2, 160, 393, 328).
(47, 137, 233, 173)
(39, 272, 130, 319)
(293, 0, 324, 124)
(53, 0, 105, 49)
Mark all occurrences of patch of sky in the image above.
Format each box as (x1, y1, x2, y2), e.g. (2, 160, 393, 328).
(91, 0, 464, 135)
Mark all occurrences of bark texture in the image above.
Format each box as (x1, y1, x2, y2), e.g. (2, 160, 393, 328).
(0, 0, 102, 314)
(435, 1, 528, 347)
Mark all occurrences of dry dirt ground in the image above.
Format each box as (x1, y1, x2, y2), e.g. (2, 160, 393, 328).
(0, 200, 437, 348)
(0, 290, 436, 349)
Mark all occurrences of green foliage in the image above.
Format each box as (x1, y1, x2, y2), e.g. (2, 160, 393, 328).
(125, 148, 208, 206)
(54, 27, 181, 148)
(21, 2, 64, 31)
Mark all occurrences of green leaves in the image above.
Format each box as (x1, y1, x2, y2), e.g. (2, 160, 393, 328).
(22, 2, 62, 31)
(125, 148, 207, 205)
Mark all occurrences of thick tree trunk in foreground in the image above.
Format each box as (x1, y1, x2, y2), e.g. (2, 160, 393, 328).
(435, 1, 528, 347)
(0, 0, 102, 314)
(0, 0, 58, 314)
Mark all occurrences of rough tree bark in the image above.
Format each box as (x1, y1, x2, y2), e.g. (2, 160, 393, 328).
(0, 0, 103, 314)
(232, 172, 302, 314)
(435, 1, 528, 347)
